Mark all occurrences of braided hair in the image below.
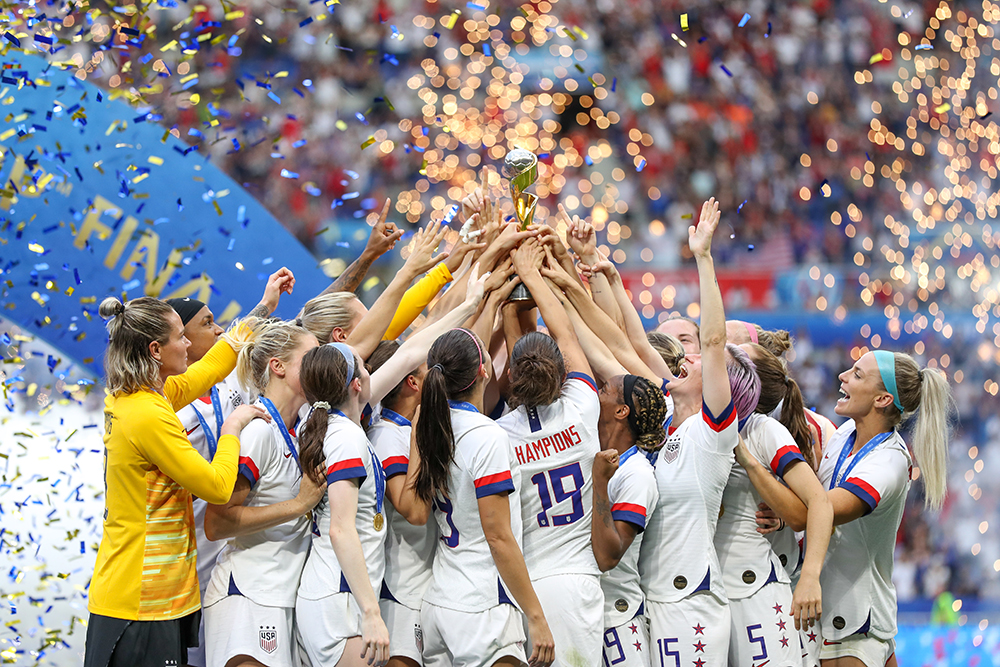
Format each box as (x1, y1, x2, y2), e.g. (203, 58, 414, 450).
(619, 375, 668, 452)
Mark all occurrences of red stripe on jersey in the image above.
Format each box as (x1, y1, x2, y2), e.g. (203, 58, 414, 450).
(327, 458, 365, 474)
(197, 396, 212, 404)
(844, 476, 882, 506)
(611, 502, 647, 517)
(770, 445, 802, 474)
(474, 471, 512, 488)
(238, 456, 260, 480)
(382, 455, 408, 469)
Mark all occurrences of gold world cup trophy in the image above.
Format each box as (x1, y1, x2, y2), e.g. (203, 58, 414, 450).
(503, 148, 539, 302)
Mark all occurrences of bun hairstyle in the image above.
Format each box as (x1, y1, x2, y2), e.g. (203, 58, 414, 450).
(646, 331, 686, 377)
(508, 332, 565, 409)
(619, 375, 668, 452)
(747, 343, 814, 469)
(100, 296, 176, 395)
(366, 340, 405, 409)
(298, 344, 360, 485)
(876, 351, 953, 510)
(757, 328, 793, 359)
(414, 328, 485, 503)
(235, 320, 312, 396)
(299, 291, 361, 343)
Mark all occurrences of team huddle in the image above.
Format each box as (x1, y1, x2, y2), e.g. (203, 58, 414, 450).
(86, 189, 953, 667)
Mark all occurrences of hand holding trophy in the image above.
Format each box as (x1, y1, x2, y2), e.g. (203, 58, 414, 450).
(503, 148, 539, 302)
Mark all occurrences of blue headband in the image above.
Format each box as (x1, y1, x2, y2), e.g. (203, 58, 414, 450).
(872, 350, 904, 412)
(327, 342, 356, 389)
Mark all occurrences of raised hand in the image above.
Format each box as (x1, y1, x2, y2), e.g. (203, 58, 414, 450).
(463, 262, 490, 309)
(688, 197, 721, 259)
(483, 257, 515, 295)
(255, 267, 295, 316)
(559, 204, 597, 260)
(511, 238, 544, 275)
(538, 246, 578, 290)
(365, 199, 404, 258)
(403, 221, 451, 276)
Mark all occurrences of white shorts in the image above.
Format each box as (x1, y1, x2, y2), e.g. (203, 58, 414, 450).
(647, 593, 730, 667)
(420, 602, 526, 667)
(728, 582, 798, 666)
(799, 623, 821, 667)
(602, 615, 651, 667)
(819, 633, 895, 667)
(295, 593, 361, 667)
(529, 573, 604, 667)
(204, 595, 297, 667)
(380, 598, 423, 664)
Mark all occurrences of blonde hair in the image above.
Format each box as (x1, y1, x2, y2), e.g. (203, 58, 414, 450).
(646, 331, 686, 377)
(878, 352, 953, 510)
(298, 292, 360, 343)
(99, 296, 176, 395)
(236, 320, 313, 395)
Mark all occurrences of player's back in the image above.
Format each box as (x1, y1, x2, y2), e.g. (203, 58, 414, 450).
(498, 373, 601, 579)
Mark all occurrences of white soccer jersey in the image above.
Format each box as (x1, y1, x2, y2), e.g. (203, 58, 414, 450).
(204, 399, 311, 609)
(176, 372, 251, 594)
(602, 446, 659, 628)
(660, 382, 675, 430)
(498, 372, 601, 579)
(423, 402, 523, 613)
(715, 413, 804, 599)
(368, 408, 437, 609)
(817, 420, 911, 641)
(298, 412, 388, 601)
(638, 401, 737, 604)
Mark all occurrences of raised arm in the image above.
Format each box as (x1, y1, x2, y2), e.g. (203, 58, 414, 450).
(560, 206, 624, 329)
(689, 198, 730, 417)
(582, 255, 676, 381)
(543, 276, 627, 385)
(512, 241, 591, 377)
(590, 451, 640, 571)
(540, 252, 660, 385)
(369, 266, 489, 405)
(346, 220, 450, 359)
(319, 199, 402, 296)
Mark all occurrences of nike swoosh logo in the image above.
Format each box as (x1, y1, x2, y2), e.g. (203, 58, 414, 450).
(753, 661, 770, 667)
(284, 452, 292, 458)
(823, 640, 841, 646)
(186, 426, 199, 435)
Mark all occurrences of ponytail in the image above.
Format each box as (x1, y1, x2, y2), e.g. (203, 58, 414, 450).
(299, 345, 356, 485)
(413, 329, 484, 503)
(878, 351, 953, 510)
(910, 367, 952, 510)
(414, 363, 455, 503)
(299, 406, 330, 485)
(778, 375, 814, 469)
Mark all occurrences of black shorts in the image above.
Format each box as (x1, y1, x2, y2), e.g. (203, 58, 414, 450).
(84, 610, 200, 667)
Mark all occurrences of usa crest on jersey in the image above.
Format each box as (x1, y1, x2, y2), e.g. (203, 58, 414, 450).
(259, 625, 277, 654)
(663, 433, 681, 464)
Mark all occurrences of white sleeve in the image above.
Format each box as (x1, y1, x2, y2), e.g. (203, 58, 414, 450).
(371, 426, 410, 479)
(753, 418, 807, 479)
(695, 399, 739, 455)
(838, 446, 910, 516)
(608, 462, 659, 532)
(323, 427, 369, 485)
(468, 426, 516, 498)
(238, 420, 273, 488)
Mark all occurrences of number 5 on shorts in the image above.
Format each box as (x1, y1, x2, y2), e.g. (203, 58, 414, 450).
(746, 624, 767, 661)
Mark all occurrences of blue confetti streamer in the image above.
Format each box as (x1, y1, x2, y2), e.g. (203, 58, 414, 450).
(738, 200, 747, 212)
(268, 91, 281, 104)
(915, 44, 932, 50)
(280, 169, 299, 179)
(636, 158, 646, 172)
(720, 64, 733, 77)
(738, 13, 751, 27)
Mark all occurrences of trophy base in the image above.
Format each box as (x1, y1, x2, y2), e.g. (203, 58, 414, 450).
(508, 282, 533, 302)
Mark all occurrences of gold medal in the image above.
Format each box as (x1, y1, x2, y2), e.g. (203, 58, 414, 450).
(374, 512, 384, 531)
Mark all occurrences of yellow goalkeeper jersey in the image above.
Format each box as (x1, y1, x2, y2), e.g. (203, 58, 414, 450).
(89, 340, 240, 621)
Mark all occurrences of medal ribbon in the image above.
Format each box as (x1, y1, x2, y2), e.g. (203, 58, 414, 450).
(191, 386, 223, 458)
(260, 396, 300, 471)
(829, 430, 893, 490)
(619, 445, 639, 467)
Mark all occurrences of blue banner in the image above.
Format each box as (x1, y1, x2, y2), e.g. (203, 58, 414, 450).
(0, 54, 328, 376)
